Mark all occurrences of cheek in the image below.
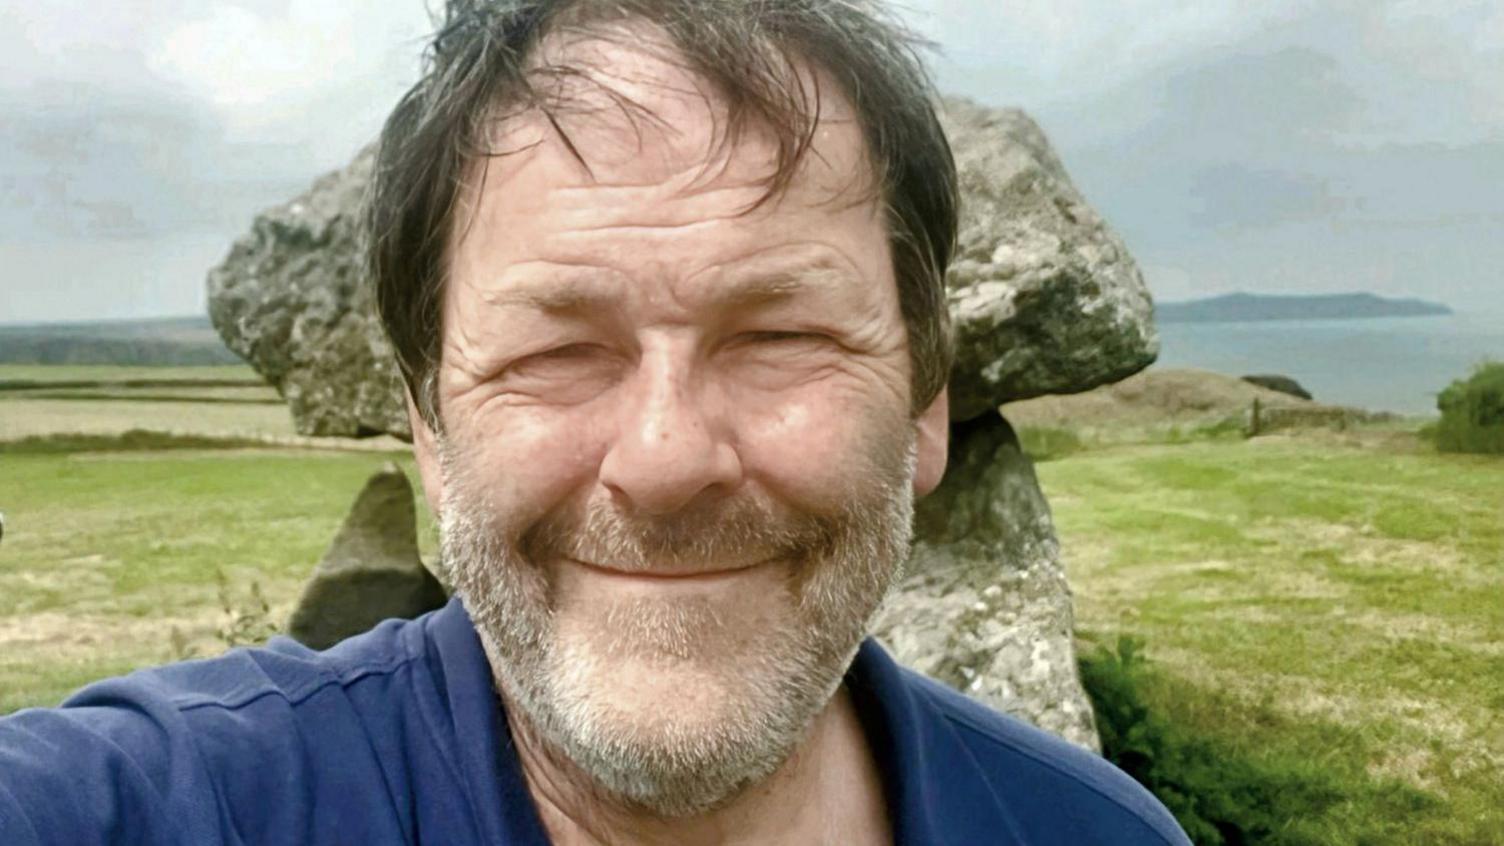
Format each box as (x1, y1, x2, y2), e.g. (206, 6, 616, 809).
(453, 404, 608, 521)
(735, 390, 906, 508)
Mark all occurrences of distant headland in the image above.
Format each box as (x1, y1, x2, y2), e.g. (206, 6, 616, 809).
(1157, 292, 1453, 323)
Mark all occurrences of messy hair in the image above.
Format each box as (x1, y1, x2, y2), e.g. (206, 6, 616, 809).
(369, 0, 957, 429)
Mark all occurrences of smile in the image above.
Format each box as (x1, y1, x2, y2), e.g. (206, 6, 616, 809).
(566, 558, 767, 583)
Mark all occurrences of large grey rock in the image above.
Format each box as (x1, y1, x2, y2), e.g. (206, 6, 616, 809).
(873, 411, 1099, 750)
(939, 98, 1157, 421)
(208, 100, 1155, 437)
(207, 147, 409, 438)
(287, 463, 448, 650)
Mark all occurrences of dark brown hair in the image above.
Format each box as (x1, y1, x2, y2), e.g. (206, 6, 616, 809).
(368, 0, 957, 430)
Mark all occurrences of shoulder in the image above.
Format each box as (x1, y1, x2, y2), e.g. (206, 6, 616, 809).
(84, 613, 442, 794)
(112, 612, 431, 715)
(898, 664, 1189, 846)
(0, 614, 444, 846)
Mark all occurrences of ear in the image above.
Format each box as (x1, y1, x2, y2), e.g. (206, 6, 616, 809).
(406, 389, 445, 518)
(912, 385, 950, 498)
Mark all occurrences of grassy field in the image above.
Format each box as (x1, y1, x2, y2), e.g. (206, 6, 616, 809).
(0, 447, 437, 712)
(2, 365, 1500, 843)
(0, 365, 430, 710)
(1043, 432, 1503, 844)
(0, 398, 302, 441)
(0, 364, 260, 383)
(0, 363, 296, 440)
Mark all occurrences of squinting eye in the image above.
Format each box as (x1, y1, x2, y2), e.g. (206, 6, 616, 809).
(502, 343, 621, 385)
(533, 343, 602, 360)
(743, 331, 822, 344)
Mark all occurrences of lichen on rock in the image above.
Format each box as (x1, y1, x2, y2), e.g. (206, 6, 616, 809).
(939, 98, 1158, 421)
(873, 411, 1099, 750)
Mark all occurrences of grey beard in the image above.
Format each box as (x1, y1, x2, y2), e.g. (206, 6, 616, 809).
(436, 436, 916, 818)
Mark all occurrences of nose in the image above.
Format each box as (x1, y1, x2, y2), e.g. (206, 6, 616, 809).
(598, 350, 743, 515)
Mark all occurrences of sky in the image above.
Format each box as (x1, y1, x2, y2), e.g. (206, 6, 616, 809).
(1, 0, 1500, 325)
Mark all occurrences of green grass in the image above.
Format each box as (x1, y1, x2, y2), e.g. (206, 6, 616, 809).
(1015, 415, 1258, 459)
(1044, 437, 1504, 844)
(0, 449, 435, 713)
(0, 398, 301, 441)
(0, 364, 286, 440)
(0, 430, 292, 455)
(0, 364, 259, 384)
(1015, 425, 1086, 462)
(1080, 634, 1443, 845)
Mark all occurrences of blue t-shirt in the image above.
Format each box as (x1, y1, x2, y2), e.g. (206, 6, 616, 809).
(0, 599, 1188, 844)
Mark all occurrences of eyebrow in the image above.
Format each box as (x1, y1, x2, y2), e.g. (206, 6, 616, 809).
(480, 260, 853, 314)
(479, 275, 622, 313)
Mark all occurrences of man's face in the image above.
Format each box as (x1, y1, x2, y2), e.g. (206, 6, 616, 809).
(410, 30, 947, 816)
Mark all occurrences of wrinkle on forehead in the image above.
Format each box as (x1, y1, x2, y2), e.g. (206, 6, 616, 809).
(472, 247, 859, 316)
(445, 21, 881, 261)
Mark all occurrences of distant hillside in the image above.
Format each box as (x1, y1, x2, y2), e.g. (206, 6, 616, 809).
(1003, 368, 1313, 429)
(1158, 292, 1452, 323)
(0, 316, 242, 366)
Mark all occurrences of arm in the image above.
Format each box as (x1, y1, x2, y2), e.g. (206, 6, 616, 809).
(0, 680, 223, 846)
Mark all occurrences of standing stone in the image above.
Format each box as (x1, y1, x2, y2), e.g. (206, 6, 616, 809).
(874, 411, 1099, 750)
(939, 98, 1157, 421)
(287, 463, 448, 650)
(207, 147, 409, 438)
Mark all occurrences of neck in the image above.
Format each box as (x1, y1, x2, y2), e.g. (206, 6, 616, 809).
(504, 684, 891, 846)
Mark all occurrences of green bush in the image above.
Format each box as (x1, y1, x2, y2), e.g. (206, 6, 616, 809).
(1079, 635, 1354, 845)
(1434, 361, 1504, 454)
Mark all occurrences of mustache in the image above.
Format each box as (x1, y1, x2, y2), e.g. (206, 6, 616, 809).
(519, 495, 840, 572)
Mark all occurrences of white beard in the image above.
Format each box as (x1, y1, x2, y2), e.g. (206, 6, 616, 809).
(436, 426, 917, 818)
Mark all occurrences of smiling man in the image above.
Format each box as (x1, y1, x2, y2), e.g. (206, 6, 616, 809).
(0, 1, 1187, 844)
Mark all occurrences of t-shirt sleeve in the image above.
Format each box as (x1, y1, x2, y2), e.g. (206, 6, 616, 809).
(0, 677, 223, 846)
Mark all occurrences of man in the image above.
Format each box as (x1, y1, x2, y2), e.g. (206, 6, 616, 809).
(0, 1, 1188, 843)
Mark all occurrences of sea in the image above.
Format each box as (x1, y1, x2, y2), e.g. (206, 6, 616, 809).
(1154, 311, 1504, 417)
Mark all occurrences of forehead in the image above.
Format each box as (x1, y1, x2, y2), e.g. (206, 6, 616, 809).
(449, 22, 880, 245)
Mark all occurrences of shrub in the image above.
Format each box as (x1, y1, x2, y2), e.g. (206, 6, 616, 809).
(215, 569, 280, 649)
(1431, 361, 1504, 454)
(1434, 361, 1504, 454)
(1079, 635, 1355, 845)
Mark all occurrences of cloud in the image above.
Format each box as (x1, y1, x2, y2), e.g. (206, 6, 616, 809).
(904, 0, 1317, 104)
(0, 1, 435, 244)
(147, 1, 434, 147)
(1, 0, 1499, 321)
(0, 84, 221, 238)
(1359, 1, 1504, 136)
(1188, 165, 1345, 229)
